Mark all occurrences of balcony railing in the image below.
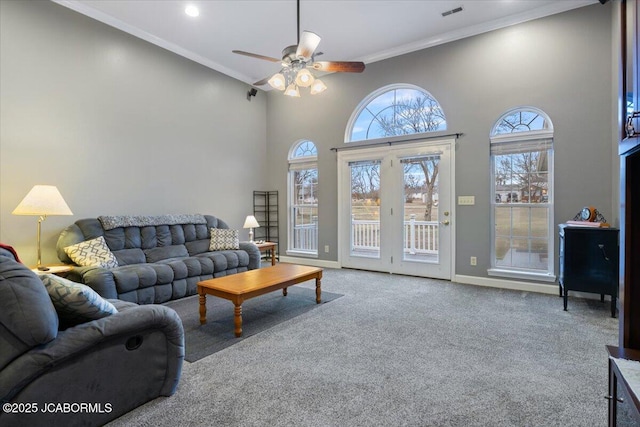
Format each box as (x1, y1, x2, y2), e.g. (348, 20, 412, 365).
(292, 215, 439, 255)
(292, 223, 318, 251)
(351, 214, 439, 254)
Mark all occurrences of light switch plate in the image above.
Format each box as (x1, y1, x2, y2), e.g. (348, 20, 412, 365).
(458, 196, 475, 205)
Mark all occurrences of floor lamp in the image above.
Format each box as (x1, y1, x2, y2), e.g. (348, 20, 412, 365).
(12, 185, 73, 270)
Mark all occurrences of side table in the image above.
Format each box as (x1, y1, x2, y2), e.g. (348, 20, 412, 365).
(31, 264, 73, 277)
(254, 241, 277, 266)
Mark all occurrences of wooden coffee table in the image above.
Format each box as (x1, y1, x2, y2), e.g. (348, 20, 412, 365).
(197, 264, 323, 337)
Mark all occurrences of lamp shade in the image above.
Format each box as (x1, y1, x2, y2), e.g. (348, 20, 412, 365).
(295, 69, 315, 87)
(284, 83, 300, 97)
(12, 185, 73, 216)
(310, 79, 327, 95)
(243, 215, 260, 229)
(268, 73, 286, 91)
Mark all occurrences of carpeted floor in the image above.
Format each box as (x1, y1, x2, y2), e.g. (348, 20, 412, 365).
(108, 267, 618, 427)
(166, 288, 343, 362)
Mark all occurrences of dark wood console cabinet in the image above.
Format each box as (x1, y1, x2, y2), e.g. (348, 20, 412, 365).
(558, 225, 619, 317)
(609, 1, 640, 426)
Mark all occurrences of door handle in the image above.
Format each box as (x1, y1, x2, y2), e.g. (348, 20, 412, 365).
(440, 220, 450, 226)
(598, 244, 610, 261)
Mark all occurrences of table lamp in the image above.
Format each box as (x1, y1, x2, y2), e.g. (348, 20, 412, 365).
(12, 185, 73, 271)
(243, 215, 260, 243)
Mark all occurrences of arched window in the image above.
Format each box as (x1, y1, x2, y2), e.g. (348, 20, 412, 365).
(345, 84, 447, 142)
(288, 140, 318, 256)
(489, 107, 555, 281)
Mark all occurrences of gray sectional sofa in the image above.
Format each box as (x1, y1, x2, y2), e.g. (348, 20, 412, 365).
(0, 247, 184, 427)
(56, 214, 261, 304)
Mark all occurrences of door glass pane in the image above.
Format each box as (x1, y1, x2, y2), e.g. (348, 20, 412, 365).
(350, 160, 381, 258)
(401, 156, 440, 263)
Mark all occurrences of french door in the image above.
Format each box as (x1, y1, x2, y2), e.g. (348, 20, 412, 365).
(338, 139, 454, 279)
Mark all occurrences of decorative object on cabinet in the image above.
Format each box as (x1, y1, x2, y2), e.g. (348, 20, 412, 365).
(253, 191, 279, 262)
(12, 185, 73, 271)
(566, 206, 610, 227)
(626, 111, 640, 138)
(558, 224, 619, 317)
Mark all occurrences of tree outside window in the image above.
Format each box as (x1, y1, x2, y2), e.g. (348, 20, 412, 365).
(490, 107, 554, 279)
(347, 85, 447, 221)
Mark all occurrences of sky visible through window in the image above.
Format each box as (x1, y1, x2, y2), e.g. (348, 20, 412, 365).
(349, 88, 446, 142)
(292, 140, 317, 158)
(493, 110, 546, 135)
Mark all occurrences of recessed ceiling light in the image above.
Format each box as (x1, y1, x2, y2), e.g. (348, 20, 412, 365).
(185, 5, 199, 17)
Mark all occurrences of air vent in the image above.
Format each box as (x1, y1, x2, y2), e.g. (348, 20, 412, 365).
(442, 6, 464, 17)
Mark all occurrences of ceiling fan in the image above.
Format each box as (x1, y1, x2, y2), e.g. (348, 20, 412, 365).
(232, 0, 365, 96)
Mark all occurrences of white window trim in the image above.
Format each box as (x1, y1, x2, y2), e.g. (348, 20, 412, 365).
(287, 140, 318, 258)
(489, 107, 555, 282)
(344, 83, 447, 143)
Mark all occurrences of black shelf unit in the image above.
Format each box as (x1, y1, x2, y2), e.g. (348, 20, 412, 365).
(253, 191, 279, 259)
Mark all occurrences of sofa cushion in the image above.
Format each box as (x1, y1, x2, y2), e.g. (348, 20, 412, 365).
(64, 236, 118, 268)
(144, 245, 189, 263)
(209, 228, 239, 251)
(112, 265, 163, 294)
(113, 248, 146, 266)
(0, 257, 58, 347)
(40, 274, 117, 326)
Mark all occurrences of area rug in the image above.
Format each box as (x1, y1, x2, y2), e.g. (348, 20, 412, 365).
(165, 287, 343, 362)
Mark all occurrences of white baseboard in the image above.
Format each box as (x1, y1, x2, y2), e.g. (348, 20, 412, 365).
(278, 256, 341, 269)
(452, 274, 611, 301)
(453, 274, 559, 295)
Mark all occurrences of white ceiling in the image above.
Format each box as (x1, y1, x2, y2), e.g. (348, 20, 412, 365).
(53, 0, 599, 87)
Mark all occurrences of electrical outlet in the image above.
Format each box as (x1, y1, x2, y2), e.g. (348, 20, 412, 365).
(470, 256, 477, 266)
(324, 245, 330, 253)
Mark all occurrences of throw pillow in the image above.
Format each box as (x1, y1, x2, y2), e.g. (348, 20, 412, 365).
(40, 274, 118, 325)
(64, 236, 118, 268)
(209, 228, 239, 251)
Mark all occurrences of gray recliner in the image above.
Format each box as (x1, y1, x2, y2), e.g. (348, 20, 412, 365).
(0, 251, 184, 427)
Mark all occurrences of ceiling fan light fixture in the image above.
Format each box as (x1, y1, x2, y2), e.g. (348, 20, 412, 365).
(268, 73, 286, 91)
(295, 68, 315, 87)
(310, 78, 327, 95)
(284, 83, 301, 97)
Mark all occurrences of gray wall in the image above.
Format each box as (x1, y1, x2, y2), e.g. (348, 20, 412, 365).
(0, 1, 615, 281)
(0, 0, 267, 266)
(266, 4, 615, 279)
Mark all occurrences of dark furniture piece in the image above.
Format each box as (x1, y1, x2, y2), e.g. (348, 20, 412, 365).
(253, 191, 279, 260)
(609, 2, 640, 426)
(558, 224, 619, 317)
(0, 249, 184, 427)
(606, 346, 640, 427)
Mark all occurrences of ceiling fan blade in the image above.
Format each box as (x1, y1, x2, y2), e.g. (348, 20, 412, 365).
(312, 61, 366, 73)
(296, 31, 321, 60)
(253, 76, 271, 86)
(232, 50, 281, 63)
